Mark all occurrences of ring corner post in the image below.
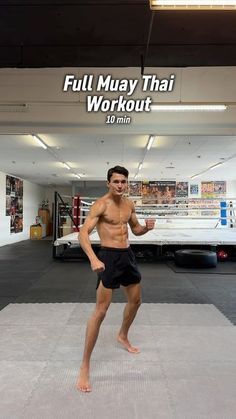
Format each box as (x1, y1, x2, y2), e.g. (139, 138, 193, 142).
(52, 191, 59, 259)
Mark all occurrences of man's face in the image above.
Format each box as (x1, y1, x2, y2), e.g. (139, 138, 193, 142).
(107, 173, 128, 196)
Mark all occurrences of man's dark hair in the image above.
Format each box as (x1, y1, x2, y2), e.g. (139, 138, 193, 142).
(107, 165, 129, 182)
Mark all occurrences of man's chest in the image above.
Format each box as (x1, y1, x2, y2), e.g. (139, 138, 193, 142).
(102, 204, 131, 225)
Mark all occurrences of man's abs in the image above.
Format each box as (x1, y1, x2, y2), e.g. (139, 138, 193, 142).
(97, 222, 129, 248)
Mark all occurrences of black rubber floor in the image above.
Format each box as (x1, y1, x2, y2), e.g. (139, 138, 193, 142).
(168, 260, 236, 274)
(0, 240, 236, 324)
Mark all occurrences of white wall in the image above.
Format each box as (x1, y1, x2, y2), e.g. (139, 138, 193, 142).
(0, 171, 45, 246)
(225, 180, 236, 199)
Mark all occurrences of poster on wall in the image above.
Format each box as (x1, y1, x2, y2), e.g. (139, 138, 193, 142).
(176, 182, 188, 198)
(6, 175, 23, 234)
(142, 181, 159, 204)
(190, 184, 199, 195)
(156, 181, 176, 205)
(201, 181, 226, 216)
(201, 181, 226, 199)
(128, 181, 142, 197)
(175, 182, 188, 215)
(213, 181, 226, 197)
(128, 181, 142, 205)
(201, 182, 214, 198)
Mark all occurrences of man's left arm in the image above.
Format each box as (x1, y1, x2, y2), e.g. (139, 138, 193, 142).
(128, 202, 155, 236)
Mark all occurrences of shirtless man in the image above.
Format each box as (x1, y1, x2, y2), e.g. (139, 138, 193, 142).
(76, 166, 155, 392)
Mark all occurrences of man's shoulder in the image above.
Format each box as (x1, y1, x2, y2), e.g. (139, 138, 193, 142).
(124, 197, 134, 208)
(91, 197, 107, 214)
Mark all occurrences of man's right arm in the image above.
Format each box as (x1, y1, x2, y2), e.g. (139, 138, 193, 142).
(79, 200, 105, 273)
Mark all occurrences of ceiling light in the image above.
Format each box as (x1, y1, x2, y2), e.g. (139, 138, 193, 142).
(150, 0, 236, 10)
(62, 162, 71, 170)
(32, 134, 47, 150)
(74, 174, 81, 179)
(151, 104, 227, 112)
(209, 162, 224, 170)
(138, 162, 143, 171)
(146, 135, 155, 151)
(191, 159, 225, 179)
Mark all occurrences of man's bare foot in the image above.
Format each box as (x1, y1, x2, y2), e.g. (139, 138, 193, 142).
(76, 366, 92, 392)
(117, 335, 140, 354)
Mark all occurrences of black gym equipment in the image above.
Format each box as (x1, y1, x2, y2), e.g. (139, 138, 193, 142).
(175, 249, 217, 268)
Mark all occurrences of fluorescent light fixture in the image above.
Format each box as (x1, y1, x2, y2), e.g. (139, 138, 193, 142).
(150, 0, 236, 10)
(62, 162, 71, 170)
(146, 135, 155, 151)
(191, 161, 224, 178)
(209, 162, 224, 170)
(138, 162, 143, 171)
(74, 174, 81, 179)
(151, 104, 227, 112)
(32, 134, 47, 150)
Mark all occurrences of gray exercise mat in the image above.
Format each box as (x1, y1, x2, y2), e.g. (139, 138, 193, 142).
(0, 303, 236, 419)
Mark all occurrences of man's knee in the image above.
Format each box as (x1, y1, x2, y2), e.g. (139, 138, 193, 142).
(94, 304, 110, 321)
(130, 298, 142, 308)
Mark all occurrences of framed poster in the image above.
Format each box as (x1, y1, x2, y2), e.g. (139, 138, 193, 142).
(6, 175, 23, 234)
(176, 182, 188, 198)
(190, 184, 199, 195)
(156, 181, 176, 205)
(142, 181, 159, 204)
(128, 181, 142, 197)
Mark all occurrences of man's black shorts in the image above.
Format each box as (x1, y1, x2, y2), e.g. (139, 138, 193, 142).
(96, 246, 141, 289)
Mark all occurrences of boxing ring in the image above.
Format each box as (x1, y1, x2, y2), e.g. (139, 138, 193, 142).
(53, 192, 236, 259)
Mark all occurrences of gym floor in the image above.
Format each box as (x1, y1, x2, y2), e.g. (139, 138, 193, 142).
(1, 240, 236, 418)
